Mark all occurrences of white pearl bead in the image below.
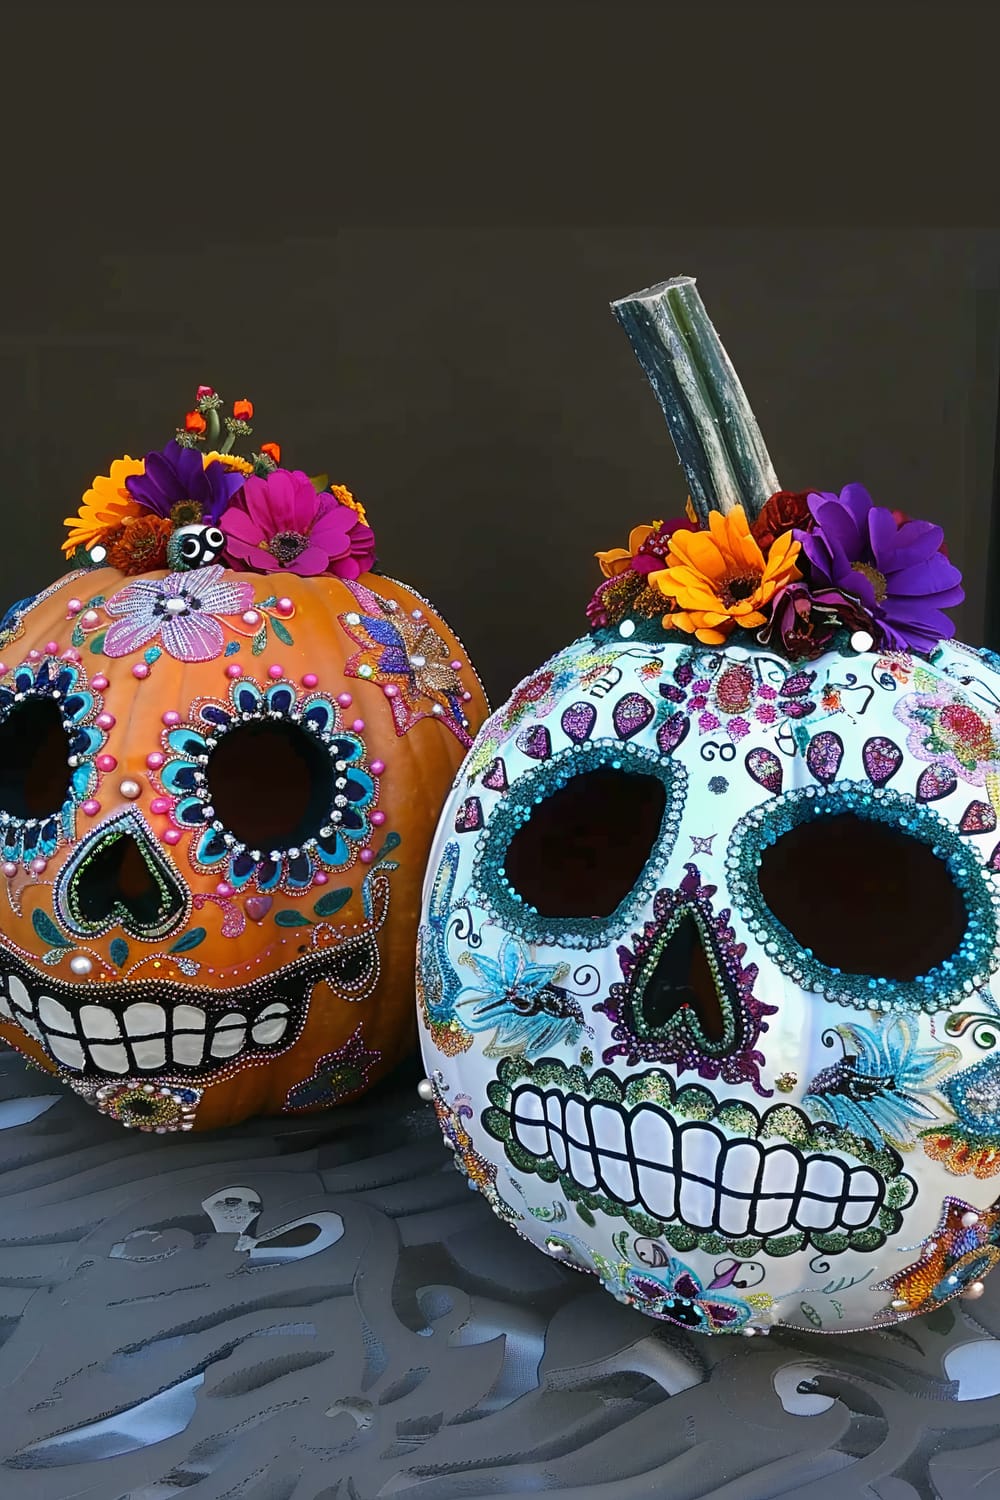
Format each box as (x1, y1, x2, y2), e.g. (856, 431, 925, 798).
(119, 779, 142, 800)
(618, 618, 636, 638)
(69, 955, 93, 975)
(961, 1280, 986, 1300)
(416, 1077, 435, 1102)
(850, 629, 874, 653)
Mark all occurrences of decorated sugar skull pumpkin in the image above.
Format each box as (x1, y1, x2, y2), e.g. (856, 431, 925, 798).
(418, 276, 1000, 1334)
(0, 388, 487, 1130)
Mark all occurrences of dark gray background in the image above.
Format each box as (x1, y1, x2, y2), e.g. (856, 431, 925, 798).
(4, 227, 1000, 700)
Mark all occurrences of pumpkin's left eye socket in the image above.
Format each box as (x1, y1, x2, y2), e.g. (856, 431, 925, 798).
(205, 721, 335, 850)
(757, 812, 966, 981)
(0, 697, 71, 819)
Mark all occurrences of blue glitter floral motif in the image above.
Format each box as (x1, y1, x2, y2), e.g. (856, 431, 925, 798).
(726, 781, 998, 1013)
(455, 934, 585, 1058)
(0, 656, 108, 867)
(804, 1014, 958, 1149)
(156, 675, 375, 893)
(470, 739, 687, 951)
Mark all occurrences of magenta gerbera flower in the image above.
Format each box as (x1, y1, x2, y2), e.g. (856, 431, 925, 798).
(219, 469, 376, 577)
(795, 483, 964, 653)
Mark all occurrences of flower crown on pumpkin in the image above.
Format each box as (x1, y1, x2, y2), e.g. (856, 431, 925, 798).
(588, 278, 964, 663)
(62, 385, 376, 579)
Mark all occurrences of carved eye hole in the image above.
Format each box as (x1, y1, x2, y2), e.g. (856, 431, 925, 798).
(207, 722, 335, 850)
(757, 812, 967, 981)
(473, 744, 687, 945)
(0, 698, 71, 819)
(504, 767, 667, 919)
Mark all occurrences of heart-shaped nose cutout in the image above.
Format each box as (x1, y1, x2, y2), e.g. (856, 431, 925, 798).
(54, 810, 189, 941)
(633, 907, 734, 1053)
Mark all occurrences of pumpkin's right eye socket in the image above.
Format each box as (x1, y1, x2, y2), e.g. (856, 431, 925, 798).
(0, 697, 72, 821)
(206, 721, 336, 851)
(471, 742, 688, 949)
(504, 767, 667, 918)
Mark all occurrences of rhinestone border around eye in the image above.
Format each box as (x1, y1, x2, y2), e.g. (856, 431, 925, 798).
(468, 738, 688, 951)
(725, 780, 1000, 1013)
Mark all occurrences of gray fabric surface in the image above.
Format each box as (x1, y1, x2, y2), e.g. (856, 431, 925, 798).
(0, 1045, 999, 1499)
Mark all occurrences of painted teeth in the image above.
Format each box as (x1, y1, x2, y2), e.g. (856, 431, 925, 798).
(510, 1085, 885, 1239)
(2, 981, 292, 1077)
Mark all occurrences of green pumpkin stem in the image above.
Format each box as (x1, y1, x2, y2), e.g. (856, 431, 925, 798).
(611, 275, 780, 525)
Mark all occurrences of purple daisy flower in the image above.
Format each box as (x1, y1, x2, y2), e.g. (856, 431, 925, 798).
(795, 483, 964, 653)
(125, 440, 246, 525)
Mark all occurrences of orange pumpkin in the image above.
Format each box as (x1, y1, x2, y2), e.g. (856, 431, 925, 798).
(0, 405, 487, 1131)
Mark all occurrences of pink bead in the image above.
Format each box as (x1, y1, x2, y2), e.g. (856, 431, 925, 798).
(215, 881, 234, 898)
(314, 871, 328, 884)
(450, 660, 462, 671)
(383, 684, 398, 699)
(242, 610, 261, 627)
(163, 828, 182, 845)
(462, 691, 472, 702)
(132, 663, 150, 680)
(1, 861, 16, 878)
(45, 641, 59, 656)
(336, 692, 352, 707)
(81, 610, 100, 628)
(92, 674, 109, 690)
(66, 598, 83, 615)
(268, 665, 283, 680)
(359, 848, 375, 864)
(371, 810, 386, 826)
(96, 754, 117, 772)
(225, 664, 242, 679)
(146, 751, 165, 770)
(275, 597, 294, 616)
(61, 648, 81, 663)
(96, 712, 116, 730)
(150, 797, 170, 814)
(29, 857, 47, 875)
(82, 799, 101, 816)
(27, 649, 41, 662)
(162, 710, 181, 726)
(302, 672, 318, 688)
(370, 759, 385, 775)
(351, 718, 365, 732)
(0, 664, 7, 678)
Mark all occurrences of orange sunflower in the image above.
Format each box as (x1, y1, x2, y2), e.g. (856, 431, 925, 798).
(62, 456, 146, 557)
(650, 505, 802, 645)
(596, 524, 657, 579)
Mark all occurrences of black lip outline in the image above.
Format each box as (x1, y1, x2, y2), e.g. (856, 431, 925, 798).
(0, 923, 382, 1079)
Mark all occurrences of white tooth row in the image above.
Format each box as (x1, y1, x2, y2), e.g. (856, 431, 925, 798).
(0, 972, 290, 1074)
(511, 1086, 884, 1238)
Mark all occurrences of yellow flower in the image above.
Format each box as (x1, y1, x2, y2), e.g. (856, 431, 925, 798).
(650, 505, 802, 646)
(595, 523, 657, 578)
(203, 450, 254, 475)
(330, 483, 368, 527)
(62, 456, 146, 557)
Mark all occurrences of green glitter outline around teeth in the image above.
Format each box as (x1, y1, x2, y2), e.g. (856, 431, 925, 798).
(484, 1055, 915, 1259)
(725, 780, 1000, 1014)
